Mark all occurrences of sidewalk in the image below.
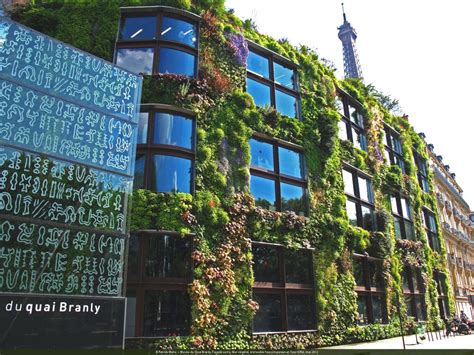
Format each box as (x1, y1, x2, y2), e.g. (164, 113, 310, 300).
(323, 332, 474, 350)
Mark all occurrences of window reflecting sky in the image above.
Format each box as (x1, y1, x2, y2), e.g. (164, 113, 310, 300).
(158, 48, 196, 77)
(152, 155, 191, 193)
(161, 16, 197, 47)
(116, 47, 154, 74)
(154, 112, 193, 149)
(120, 16, 156, 40)
(275, 90, 297, 118)
(137, 112, 149, 144)
(279, 147, 303, 178)
(274, 62, 295, 89)
(250, 138, 274, 171)
(247, 78, 271, 108)
(247, 50, 269, 78)
(281, 182, 304, 215)
(250, 174, 276, 209)
(343, 169, 354, 195)
(134, 155, 145, 189)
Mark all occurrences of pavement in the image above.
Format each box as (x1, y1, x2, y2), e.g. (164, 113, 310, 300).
(323, 331, 474, 350)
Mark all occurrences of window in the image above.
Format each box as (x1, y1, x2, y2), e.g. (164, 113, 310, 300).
(413, 150, 430, 193)
(343, 167, 376, 231)
(252, 242, 315, 333)
(353, 254, 386, 325)
(134, 106, 195, 193)
(115, 9, 199, 77)
(249, 136, 307, 215)
(126, 232, 192, 337)
(434, 271, 449, 319)
(336, 93, 367, 151)
(384, 125, 405, 173)
(390, 195, 415, 240)
(246, 44, 300, 119)
(422, 208, 440, 251)
(403, 267, 426, 321)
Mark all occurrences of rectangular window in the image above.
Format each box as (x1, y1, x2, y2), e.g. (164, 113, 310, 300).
(135, 107, 195, 194)
(413, 150, 430, 193)
(391, 195, 415, 240)
(343, 167, 376, 231)
(423, 208, 440, 251)
(126, 232, 192, 337)
(252, 243, 315, 333)
(246, 45, 300, 119)
(353, 254, 387, 325)
(403, 267, 427, 321)
(336, 92, 367, 151)
(384, 124, 405, 173)
(250, 136, 307, 216)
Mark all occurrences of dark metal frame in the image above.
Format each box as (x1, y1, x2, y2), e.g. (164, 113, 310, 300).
(336, 89, 367, 151)
(126, 230, 193, 337)
(250, 133, 308, 216)
(252, 241, 316, 334)
(402, 266, 427, 321)
(246, 41, 301, 119)
(115, 8, 200, 77)
(413, 149, 430, 193)
(434, 270, 449, 319)
(391, 194, 415, 240)
(353, 253, 387, 325)
(423, 207, 441, 251)
(383, 123, 405, 173)
(343, 164, 375, 231)
(135, 104, 196, 194)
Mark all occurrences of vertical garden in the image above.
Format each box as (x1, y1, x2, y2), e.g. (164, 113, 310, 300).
(11, 0, 454, 350)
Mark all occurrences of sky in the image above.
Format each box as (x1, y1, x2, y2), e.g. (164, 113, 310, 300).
(225, 0, 474, 210)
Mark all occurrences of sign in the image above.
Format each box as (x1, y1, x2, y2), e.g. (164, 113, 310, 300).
(0, 17, 142, 348)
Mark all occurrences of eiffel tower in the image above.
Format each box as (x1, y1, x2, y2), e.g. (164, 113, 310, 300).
(338, 3, 363, 79)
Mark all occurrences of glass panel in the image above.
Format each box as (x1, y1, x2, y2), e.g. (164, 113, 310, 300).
(346, 199, 358, 226)
(358, 176, 372, 202)
(390, 196, 399, 214)
(343, 169, 354, 195)
(158, 48, 196, 77)
(353, 128, 367, 151)
(253, 293, 283, 332)
(392, 136, 403, 154)
(127, 234, 139, 279)
(161, 16, 197, 47)
(372, 295, 384, 323)
(384, 149, 391, 164)
(402, 269, 410, 291)
(154, 112, 193, 149)
(125, 290, 137, 337)
(250, 175, 276, 210)
(353, 258, 365, 287)
(396, 156, 405, 173)
(246, 78, 271, 107)
(415, 295, 426, 321)
(357, 295, 369, 325)
(145, 234, 191, 278)
(369, 261, 384, 289)
(137, 112, 149, 144)
(285, 249, 312, 284)
(247, 50, 269, 78)
(405, 295, 414, 318)
(250, 138, 274, 171)
(421, 178, 430, 193)
(287, 294, 315, 330)
(252, 245, 280, 283)
(133, 155, 145, 189)
(119, 16, 156, 40)
(404, 222, 415, 240)
(349, 105, 363, 127)
(278, 146, 303, 178)
(151, 155, 192, 193)
(275, 89, 297, 118)
(401, 198, 411, 219)
(339, 120, 348, 140)
(428, 214, 437, 232)
(280, 182, 305, 216)
(143, 290, 190, 336)
(273, 62, 295, 89)
(335, 96, 345, 116)
(361, 205, 375, 231)
(116, 47, 154, 74)
(393, 217, 402, 239)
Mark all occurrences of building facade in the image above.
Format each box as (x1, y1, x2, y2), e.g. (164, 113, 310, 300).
(10, 0, 458, 350)
(428, 148, 474, 318)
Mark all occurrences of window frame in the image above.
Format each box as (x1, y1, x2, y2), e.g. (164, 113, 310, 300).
(402, 266, 427, 322)
(135, 104, 196, 194)
(353, 254, 387, 325)
(126, 231, 193, 338)
(423, 207, 441, 251)
(246, 41, 301, 119)
(343, 164, 376, 231)
(115, 7, 200, 77)
(250, 133, 308, 216)
(383, 123, 405, 173)
(434, 270, 449, 319)
(336, 89, 367, 151)
(252, 241, 316, 334)
(413, 149, 430, 193)
(390, 194, 415, 240)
